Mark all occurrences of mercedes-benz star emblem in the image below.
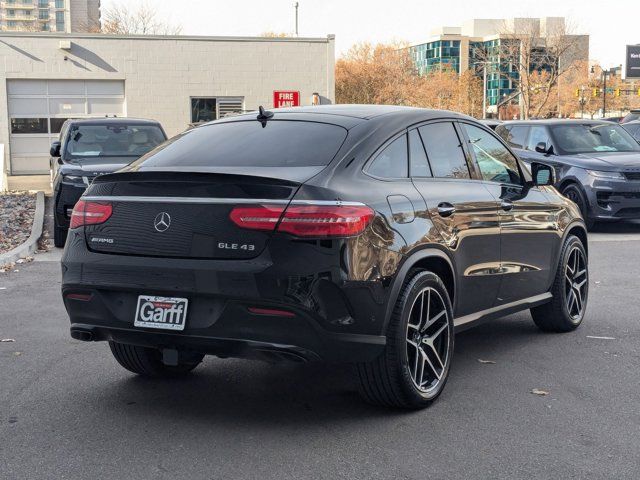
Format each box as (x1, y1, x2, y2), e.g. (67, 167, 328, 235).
(154, 212, 171, 232)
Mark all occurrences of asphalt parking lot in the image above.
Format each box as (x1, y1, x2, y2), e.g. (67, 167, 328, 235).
(2, 218, 640, 479)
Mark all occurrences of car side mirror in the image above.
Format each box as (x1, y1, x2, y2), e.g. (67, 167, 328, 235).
(531, 162, 555, 186)
(50, 141, 61, 157)
(535, 142, 550, 154)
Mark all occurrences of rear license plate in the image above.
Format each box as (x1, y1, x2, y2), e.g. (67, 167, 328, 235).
(134, 295, 188, 331)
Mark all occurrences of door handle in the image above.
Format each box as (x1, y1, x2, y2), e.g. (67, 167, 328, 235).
(501, 200, 514, 211)
(437, 202, 456, 218)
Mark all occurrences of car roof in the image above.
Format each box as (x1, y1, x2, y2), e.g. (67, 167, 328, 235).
(501, 119, 611, 127)
(211, 105, 476, 130)
(622, 120, 640, 126)
(65, 117, 162, 126)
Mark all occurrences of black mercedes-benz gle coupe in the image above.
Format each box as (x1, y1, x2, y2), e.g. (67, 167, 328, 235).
(61, 105, 588, 409)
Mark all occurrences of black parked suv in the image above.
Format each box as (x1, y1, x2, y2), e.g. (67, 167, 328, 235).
(50, 118, 167, 247)
(62, 106, 588, 409)
(496, 120, 640, 229)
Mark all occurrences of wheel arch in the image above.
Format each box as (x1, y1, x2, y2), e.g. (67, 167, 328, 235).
(382, 248, 456, 333)
(566, 223, 588, 256)
(557, 177, 586, 197)
(547, 221, 589, 291)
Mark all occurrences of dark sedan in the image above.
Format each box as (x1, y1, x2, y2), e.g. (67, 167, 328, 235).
(496, 120, 640, 229)
(61, 105, 588, 409)
(50, 118, 167, 247)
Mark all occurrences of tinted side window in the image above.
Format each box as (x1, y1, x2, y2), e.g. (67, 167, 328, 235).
(506, 126, 528, 149)
(367, 135, 408, 178)
(408, 129, 432, 177)
(462, 124, 522, 185)
(527, 126, 550, 151)
(625, 124, 640, 140)
(419, 122, 470, 179)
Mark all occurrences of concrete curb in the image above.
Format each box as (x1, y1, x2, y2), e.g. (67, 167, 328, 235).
(0, 191, 45, 267)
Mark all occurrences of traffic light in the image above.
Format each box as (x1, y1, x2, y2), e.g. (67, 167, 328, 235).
(592, 88, 599, 97)
(574, 88, 580, 97)
(614, 88, 621, 97)
(638, 88, 640, 96)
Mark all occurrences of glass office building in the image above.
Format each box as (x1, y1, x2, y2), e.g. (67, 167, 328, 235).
(411, 40, 461, 75)
(409, 17, 588, 112)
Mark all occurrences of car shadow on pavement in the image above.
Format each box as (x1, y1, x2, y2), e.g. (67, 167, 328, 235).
(589, 219, 640, 233)
(81, 313, 551, 426)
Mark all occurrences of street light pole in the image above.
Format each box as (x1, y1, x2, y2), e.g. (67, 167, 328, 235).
(482, 64, 487, 120)
(603, 70, 607, 118)
(294, 2, 299, 37)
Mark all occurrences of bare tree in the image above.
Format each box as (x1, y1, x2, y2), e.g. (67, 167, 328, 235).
(101, 2, 182, 35)
(473, 19, 587, 118)
(335, 41, 483, 117)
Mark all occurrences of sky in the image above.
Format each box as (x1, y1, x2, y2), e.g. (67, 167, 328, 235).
(101, 0, 639, 67)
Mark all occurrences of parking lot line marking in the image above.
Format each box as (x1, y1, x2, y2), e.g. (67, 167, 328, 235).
(586, 335, 616, 340)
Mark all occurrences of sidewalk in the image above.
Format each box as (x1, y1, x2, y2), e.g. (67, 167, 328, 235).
(6, 175, 51, 194)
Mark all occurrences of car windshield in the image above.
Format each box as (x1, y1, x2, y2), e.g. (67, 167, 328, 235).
(65, 124, 166, 159)
(552, 124, 640, 154)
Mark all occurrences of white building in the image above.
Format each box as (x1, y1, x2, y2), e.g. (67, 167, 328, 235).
(0, 32, 336, 178)
(0, 0, 101, 33)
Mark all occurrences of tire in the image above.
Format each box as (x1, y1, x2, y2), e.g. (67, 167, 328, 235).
(53, 223, 67, 248)
(357, 271, 454, 409)
(108, 341, 203, 378)
(531, 235, 588, 332)
(562, 184, 595, 230)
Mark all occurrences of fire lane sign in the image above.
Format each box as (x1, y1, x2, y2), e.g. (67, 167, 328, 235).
(273, 91, 300, 108)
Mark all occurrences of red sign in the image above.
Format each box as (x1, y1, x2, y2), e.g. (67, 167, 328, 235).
(273, 91, 300, 108)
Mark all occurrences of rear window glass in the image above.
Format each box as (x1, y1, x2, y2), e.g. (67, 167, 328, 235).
(135, 120, 348, 168)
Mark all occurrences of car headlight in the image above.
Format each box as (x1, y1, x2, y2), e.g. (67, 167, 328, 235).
(62, 174, 86, 185)
(586, 170, 624, 180)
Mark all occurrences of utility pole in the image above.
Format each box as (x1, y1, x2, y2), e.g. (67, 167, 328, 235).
(294, 2, 299, 37)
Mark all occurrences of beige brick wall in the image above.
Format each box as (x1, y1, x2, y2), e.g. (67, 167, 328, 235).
(0, 32, 336, 175)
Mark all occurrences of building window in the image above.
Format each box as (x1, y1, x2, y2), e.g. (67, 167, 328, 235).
(190, 97, 244, 123)
(7, 21, 17, 28)
(7, 9, 16, 16)
(55, 0, 64, 7)
(55, 10, 64, 31)
(38, 0, 47, 6)
(40, 22, 49, 31)
(191, 98, 217, 123)
(11, 118, 49, 134)
(38, 8, 48, 19)
(50, 118, 70, 134)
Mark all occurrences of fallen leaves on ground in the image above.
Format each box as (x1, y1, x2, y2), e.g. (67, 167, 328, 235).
(477, 359, 496, 364)
(0, 192, 36, 255)
(531, 388, 550, 396)
(1, 339, 16, 342)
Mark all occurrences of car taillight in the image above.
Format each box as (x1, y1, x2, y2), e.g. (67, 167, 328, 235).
(69, 200, 113, 229)
(229, 205, 287, 231)
(230, 203, 374, 238)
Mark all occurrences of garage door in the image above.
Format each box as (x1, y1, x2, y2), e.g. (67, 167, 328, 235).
(7, 80, 125, 174)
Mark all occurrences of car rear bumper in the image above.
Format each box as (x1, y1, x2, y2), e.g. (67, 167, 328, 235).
(61, 231, 390, 363)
